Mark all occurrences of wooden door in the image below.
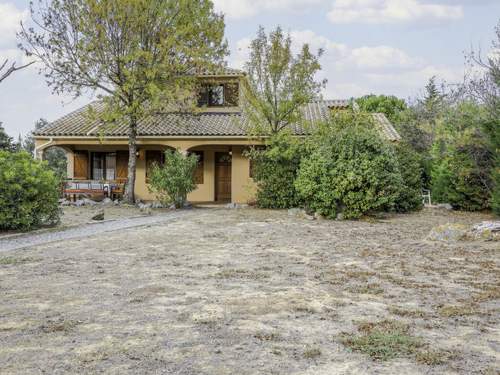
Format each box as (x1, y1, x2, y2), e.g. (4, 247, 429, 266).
(116, 151, 129, 182)
(73, 151, 88, 179)
(215, 152, 231, 202)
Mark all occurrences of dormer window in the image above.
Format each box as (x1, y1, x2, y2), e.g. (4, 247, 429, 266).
(198, 84, 225, 107)
(197, 82, 239, 107)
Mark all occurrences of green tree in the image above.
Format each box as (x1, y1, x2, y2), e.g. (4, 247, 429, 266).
(20, 0, 228, 203)
(295, 112, 404, 219)
(355, 94, 407, 123)
(243, 26, 325, 134)
(148, 150, 198, 208)
(0, 151, 60, 230)
(0, 123, 14, 151)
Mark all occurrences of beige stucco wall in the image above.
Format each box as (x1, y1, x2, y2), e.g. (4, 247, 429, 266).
(36, 137, 260, 203)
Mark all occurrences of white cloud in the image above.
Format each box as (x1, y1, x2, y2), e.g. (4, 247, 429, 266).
(230, 29, 464, 99)
(0, 3, 27, 48)
(213, 0, 323, 19)
(327, 0, 463, 24)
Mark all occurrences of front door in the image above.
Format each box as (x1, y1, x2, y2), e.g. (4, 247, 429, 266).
(215, 152, 231, 202)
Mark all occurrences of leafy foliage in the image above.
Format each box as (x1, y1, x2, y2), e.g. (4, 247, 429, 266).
(356, 95, 407, 123)
(20, 0, 228, 202)
(0, 123, 14, 151)
(243, 26, 325, 134)
(0, 151, 60, 230)
(148, 150, 198, 208)
(246, 132, 306, 208)
(394, 143, 423, 212)
(295, 112, 404, 219)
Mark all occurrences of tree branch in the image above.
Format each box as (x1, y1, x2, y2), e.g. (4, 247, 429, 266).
(0, 59, 35, 84)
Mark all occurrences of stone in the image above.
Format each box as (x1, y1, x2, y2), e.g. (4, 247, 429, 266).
(73, 199, 85, 207)
(288, 208, 315, 220)
(91, 209, 104, 221)
(427, 223, 468, 242)
(436, 203, 453, 210)
(138, 202, 152, 211)
(467, 221, 500, 241)
(183, 202, 193, 209)
(82, 198, 97, 206)
(225, 203, 248, 209)
(59, 199, 71, 206)
(150, 201, 164, 209)
(101, 197, 113, 205)
(113, 200, 120, 206)
(335, 212, 344, 221)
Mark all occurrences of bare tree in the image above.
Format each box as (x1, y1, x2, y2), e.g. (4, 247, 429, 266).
(0, 59, 34, 84)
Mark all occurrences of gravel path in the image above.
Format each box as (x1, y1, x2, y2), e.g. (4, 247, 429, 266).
(0, 210, 189, 252)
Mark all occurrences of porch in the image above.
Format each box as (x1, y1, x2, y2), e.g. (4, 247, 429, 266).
(42, 141, 259, 204)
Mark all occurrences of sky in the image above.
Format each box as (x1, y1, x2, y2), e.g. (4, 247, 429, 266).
(0, 0, 499, 137)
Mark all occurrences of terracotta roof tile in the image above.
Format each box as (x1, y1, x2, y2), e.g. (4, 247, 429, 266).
(35, 99, 400, 141)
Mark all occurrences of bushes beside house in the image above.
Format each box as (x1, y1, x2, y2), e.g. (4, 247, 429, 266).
(245, 133, 306, 208)
(148, 149, 198, 208)
(0, 151, 60, 230)
(248, 112, 423, 219)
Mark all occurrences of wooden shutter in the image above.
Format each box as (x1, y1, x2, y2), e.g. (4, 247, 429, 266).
(116, 151, 129, 181)
(74, 151, 89, 179)
(224, 82, 239, 107)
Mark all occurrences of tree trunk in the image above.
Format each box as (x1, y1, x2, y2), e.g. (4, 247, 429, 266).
(124, 117, 138, 204)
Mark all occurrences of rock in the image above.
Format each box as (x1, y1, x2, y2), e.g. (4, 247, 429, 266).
(59, 199, 71, 206)
(113, 199, 120, 206)
(436, 203, 453, 210)
(150, 201, 164, 209)
(427, 223, 468, 242)
(73, 199, 85, 207)
(82, 198, 97, 206)
(138, 202, 152, 211)
(225, 203, 248, 209)
(336, 212, 344, 221)
(102, 197, 113, 205)
(91, 209, 104, 221)
(467, 221, 500, 241)
(183, 202, 193, 209)
(288, 208, 315, 220)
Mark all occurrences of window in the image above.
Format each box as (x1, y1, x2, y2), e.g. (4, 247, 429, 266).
(91, 152, 116, 180)
(146, 150, 165, 180)
(198, 84, 225, 107)
(191, 151, 204, 184)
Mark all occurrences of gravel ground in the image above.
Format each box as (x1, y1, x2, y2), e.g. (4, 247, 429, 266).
(0, 207, 498, 374)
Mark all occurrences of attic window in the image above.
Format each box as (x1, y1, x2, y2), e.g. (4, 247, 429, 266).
(198, 84, 225, 107)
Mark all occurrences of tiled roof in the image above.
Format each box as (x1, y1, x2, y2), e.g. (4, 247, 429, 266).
(34, 100, 400, 141)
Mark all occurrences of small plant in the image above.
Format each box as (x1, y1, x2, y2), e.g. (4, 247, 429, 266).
(389, 306, 427, 318)
(148, 149, 198, 208)
(438, 304, 478, 317)
(303, 347, 322, 359)
(0, 256, 37, 266)
(415, 349, 450, 365)
(341, 320, 423, 361)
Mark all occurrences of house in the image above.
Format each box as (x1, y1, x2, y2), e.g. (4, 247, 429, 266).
(33, 68, 400, 204)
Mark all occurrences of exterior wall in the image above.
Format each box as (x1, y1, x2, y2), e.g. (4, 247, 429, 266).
(36, 137, 262, 203)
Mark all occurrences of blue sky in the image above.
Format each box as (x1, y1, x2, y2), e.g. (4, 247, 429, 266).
(1, 0, 499, 137)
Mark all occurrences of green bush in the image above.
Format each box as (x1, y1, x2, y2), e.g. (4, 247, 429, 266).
(431, 140, 493, 211)
(295, 112, 404, 219)
(0, 151, 60, 230)
(148, 149, 198, 208)
(394, 143, 423, 212)
(246, 132, 306, 208)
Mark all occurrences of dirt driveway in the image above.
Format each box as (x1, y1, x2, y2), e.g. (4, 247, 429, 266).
(0, 208, 498, 374)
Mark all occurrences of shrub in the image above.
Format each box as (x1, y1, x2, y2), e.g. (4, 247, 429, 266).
(431, 134, 493, 211)
(0, 151, 60, 230)
(394, 142, 423, 212)
(148, 149, 198, 208)
(246, 132, 306, 208)
(295, 112, 404, 219)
